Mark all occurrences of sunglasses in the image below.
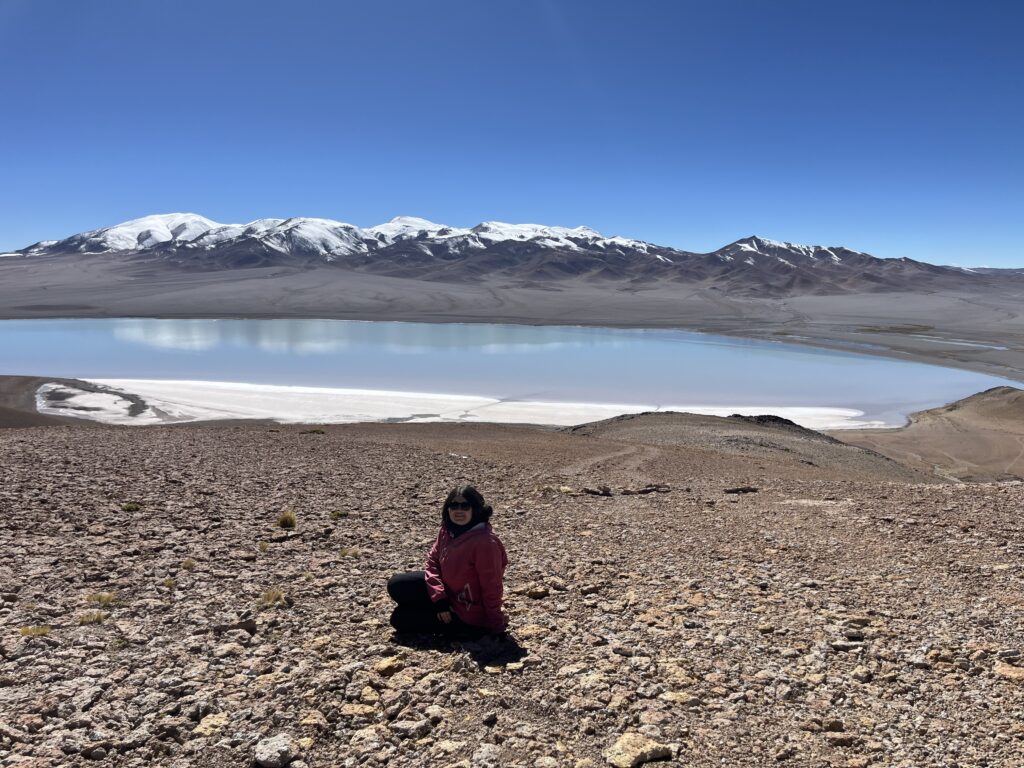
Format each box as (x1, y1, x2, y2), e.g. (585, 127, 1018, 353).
(448, 501, 472, 511)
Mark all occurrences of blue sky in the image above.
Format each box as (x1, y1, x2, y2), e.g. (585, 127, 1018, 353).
(1, 0, 1021, 266)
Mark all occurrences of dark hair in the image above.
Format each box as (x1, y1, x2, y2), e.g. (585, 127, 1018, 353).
(442, 484, 493, 527)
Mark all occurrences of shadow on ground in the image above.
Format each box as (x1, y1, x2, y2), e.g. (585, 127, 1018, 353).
(391, 631, 528, 669)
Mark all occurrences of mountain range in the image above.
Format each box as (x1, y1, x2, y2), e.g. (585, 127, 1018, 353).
(4, 213, 1018, 297)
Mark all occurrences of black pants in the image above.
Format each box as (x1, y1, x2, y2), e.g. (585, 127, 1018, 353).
(387, 571, 484, 638)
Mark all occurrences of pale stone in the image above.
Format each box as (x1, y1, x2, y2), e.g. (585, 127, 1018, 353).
(433, 739, 467, 755)
(994, 660, 1024, 683)
(299, 709, 328, 729)
(194, 712, 228, 737)
(604, 733, 671, 767)
(253, 734, 300, 768)
(340, 703, 376, 718)
(213, 642, 245, 658)
(373, 656, 405, 676)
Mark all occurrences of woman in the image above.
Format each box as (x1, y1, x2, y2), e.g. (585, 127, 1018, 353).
(387, 485, 508, 637)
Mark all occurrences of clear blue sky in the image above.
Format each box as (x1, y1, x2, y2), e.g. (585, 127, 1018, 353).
(1, 0, 1021, 266)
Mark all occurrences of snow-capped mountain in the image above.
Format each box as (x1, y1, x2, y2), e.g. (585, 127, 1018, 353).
(18, 214, 658, 258)
(9, 213, 1009, 296)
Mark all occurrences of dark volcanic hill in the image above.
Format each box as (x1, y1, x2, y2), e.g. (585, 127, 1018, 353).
(4, 213, 1019, 297)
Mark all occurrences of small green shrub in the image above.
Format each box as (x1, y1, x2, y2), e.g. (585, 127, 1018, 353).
(277, 510, 297, 529)
(258, 541, 270, 553)
(20, 625, 51, 637)
(121, 502, 141, 512)
(162, 578, 177, 590)
(330, 510, 349, 520)
(339, 546, 361, 558)
(86, 592, 117, 606)
(79, 611, 107, 625)
(180, 558, 197, 571)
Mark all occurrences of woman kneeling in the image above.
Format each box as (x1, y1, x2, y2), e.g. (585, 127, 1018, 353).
(387, 485, 508, 637)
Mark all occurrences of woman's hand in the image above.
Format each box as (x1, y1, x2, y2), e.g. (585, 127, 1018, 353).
(437, 611, 452, 624)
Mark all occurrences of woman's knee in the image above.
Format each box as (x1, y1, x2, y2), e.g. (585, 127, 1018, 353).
(387, 570, 427, 603)
(390, 605, 437, 635)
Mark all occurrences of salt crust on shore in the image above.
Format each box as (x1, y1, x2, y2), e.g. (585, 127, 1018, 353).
(35, 379, 887, 430)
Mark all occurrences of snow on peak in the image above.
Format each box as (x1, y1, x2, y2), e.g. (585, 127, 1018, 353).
(748, 236, 816, 257)
(750, 236, 793, 249)
(84, 213, 222, 251)
(23, 213, 739, 268)
(365, 216, 465, 242)
(46, 213, 641, 254)
(732, 236, 853, 262)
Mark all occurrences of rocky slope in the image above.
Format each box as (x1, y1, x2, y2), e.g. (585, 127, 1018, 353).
(836, 386, 1024, 482)
(6, 214, 1015, 298)
(1, 418, 1022, 767)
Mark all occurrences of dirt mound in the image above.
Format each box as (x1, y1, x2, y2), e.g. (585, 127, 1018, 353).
(563, 411, 925, 483)
(835, 386, 1024, 481)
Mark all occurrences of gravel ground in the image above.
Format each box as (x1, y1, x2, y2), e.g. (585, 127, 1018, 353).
(1, 420, 1022, 768)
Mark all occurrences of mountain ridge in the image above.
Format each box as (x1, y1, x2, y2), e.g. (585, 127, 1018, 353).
(4, 212, 1019, 298)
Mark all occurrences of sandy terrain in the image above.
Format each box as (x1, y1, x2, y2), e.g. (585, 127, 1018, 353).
(836, 386, 1024, 482)
(1, 402, 1023, 767)
(1, 255, 1023, 384)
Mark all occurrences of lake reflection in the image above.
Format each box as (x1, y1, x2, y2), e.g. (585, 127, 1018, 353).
(111, 318, 612, 354)
(0, 317, 1015, 426)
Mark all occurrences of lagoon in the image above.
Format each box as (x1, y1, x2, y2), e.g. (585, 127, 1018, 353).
(0, 318, 1013, 428)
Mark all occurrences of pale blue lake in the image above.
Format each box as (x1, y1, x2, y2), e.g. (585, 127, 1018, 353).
(0, 318, 1013, 426)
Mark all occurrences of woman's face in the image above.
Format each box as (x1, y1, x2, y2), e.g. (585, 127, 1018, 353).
(448, 496, 473, 526)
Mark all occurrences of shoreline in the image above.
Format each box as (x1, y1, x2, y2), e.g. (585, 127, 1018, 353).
(31, 377, 888, 431)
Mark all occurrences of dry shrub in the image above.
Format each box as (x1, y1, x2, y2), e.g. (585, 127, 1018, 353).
(258, 588, 286, 610)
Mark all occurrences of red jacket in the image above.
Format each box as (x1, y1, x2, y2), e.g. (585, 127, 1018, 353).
(424, 522, 508, 633)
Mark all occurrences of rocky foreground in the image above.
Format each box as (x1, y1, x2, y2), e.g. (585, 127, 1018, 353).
(1, 419, 1023, 767)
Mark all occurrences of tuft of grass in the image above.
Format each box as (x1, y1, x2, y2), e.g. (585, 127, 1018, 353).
(339, 546, 361, 558)
(180, 558, 197, 571)
(258, 541, 270, 553)
(20, 625, 51, 637)
(257, 588, 286, 610)
(277, 510, 297, 530)
(162, 578, 177, 590)
(86, 592, 117, 606)
(121, 502, 142, 512)
(79, 611, 107, 625)
(330, 510, 349, 520)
